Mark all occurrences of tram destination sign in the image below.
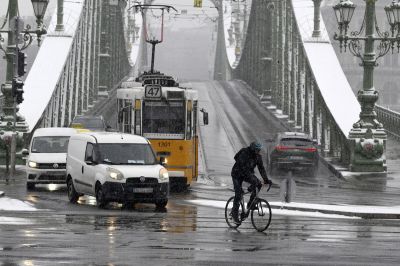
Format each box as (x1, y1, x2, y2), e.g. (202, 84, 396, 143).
(145, 84, 162, 99)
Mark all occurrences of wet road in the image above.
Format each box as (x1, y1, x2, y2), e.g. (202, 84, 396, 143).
(1, 179, 400, 265)
(1, 80, 400, 265)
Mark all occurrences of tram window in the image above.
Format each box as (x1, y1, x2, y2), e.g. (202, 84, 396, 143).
(124, 106, 132, 134)
(186, 104, 192, 140)
(193, 101, 198, 136)
(142, 101, 185, 135)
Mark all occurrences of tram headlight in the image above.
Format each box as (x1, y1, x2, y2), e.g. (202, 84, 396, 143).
(159, 168, 169, 181)
(107, 167, 124, 180)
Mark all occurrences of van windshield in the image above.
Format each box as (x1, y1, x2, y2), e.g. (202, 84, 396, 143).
(97, 143, 157, 165)
(31, 136, 70, 153)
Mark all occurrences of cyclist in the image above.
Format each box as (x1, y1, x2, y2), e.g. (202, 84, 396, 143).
(231, 141, 272, 224)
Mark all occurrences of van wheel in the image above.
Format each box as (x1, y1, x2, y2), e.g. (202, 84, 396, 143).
(96, 185, 107, 209)
(155, 199, 168, 209)
(67, 179, 79, 203)
(26, 182, 35, 190)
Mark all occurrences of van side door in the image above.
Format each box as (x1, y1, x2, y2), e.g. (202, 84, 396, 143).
(67, 139, 86, 193)
(82, 143, 97, 195)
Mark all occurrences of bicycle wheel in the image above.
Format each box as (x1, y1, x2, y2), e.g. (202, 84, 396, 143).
(225, 196, 244, 229)
(251, 198, 272, 232)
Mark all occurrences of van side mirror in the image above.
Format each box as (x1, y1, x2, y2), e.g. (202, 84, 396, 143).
(85, 156, 97, 165)
(159, 156, 167, 167)
(21, 148, 29, 156)
(265, 138, 274, 143)
(106, 125, 116, 132)
(200, 108, 208, 125)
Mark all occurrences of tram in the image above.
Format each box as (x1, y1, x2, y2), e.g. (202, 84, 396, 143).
(116, 72, 208, 190)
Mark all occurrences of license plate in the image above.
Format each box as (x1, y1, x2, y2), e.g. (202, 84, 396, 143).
(46, 171, 65, 175)
(288, 156, 304, 160)
(133, 187, 153, 193)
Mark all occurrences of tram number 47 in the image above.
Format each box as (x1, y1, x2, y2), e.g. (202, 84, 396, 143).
(145, 85, 162, 98)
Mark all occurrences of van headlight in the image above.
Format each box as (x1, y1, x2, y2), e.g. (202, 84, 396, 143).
(159, 168, 169, 181)
(106, 167, 124, 180)
(28, 161, 38, 168)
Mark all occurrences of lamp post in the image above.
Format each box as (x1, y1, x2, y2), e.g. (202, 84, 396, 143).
(0, 0, 49, 174)
(312, 0, 322, 37)
(333, 0, 400, 172)
(129, 4, 177, 73)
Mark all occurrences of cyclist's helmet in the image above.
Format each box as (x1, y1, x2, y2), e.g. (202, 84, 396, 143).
(250, 141, 263, 152)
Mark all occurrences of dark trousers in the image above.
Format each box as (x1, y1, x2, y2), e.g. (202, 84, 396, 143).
(231, 174, 262, 217)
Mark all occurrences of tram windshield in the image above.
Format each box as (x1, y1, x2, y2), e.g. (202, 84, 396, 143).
(142, 101, 185, 134)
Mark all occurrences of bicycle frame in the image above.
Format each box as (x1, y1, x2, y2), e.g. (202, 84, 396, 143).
(225, 182, 272, 231)
(239, 183, 271, 221)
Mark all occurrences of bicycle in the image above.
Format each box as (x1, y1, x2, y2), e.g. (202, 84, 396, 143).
(225, 183, 272, 232)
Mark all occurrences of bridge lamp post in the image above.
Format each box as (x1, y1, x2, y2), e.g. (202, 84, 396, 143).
(129, 4, 177, 73)
(333, 0, 400, 172)
(0, 0, 49, 175)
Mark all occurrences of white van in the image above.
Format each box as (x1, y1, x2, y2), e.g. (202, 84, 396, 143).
(24, 127, 78, 190)
(66, 132, 169, 208)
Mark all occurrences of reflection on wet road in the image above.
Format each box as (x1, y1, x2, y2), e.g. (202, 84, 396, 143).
(1, 81, 400, 265)
(1, 192, 400, 265)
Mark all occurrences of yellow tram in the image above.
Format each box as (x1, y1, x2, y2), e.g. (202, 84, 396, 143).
(116, 73, 207, 190)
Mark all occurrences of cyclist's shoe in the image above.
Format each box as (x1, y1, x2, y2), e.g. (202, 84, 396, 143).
(232, 214, 241, 225)
(247, 202, 257, 210)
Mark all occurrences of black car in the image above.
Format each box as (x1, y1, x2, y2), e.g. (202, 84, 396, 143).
(70, 115, 113, 132)
(266, 132, 319, 176)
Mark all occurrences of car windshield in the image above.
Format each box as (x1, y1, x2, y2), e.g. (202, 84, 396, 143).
(142, 101, 185, 135)
(280, 138, 314, 147)
(31, 136, 70, 153)
(96, 143, 157, 165)
(72, 117, 104, 129)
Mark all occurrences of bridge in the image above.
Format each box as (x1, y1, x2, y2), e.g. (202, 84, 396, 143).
(1, 0, 400, 176)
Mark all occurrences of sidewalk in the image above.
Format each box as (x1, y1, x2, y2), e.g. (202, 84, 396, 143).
(0, 165, 26, 199)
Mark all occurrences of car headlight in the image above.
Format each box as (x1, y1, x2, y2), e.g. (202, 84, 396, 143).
(106, 167, 124, 180)
(159, 168, 169, 181)
(28, 161, 38, 168)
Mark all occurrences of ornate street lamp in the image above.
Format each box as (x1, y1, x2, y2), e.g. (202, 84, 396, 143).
(333, 0, 400, 172)
(32, 0, 50, 23)
(385, 0, 400, 36)
(31, 0, 50, 43)
(0, 0, 49, 176)
(333, 0, 356, 28)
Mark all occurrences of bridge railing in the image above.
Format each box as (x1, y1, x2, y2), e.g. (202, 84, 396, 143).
(376, 105, 400, 140)
(217, 0, 362, 165)
(22, 0, 131, 131)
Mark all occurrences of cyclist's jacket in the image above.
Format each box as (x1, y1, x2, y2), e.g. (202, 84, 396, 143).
(231, 147, 268, 182)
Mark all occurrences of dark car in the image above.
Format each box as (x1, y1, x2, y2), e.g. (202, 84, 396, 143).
(70, 115, 113, 132)
(266, 132, 319, 176)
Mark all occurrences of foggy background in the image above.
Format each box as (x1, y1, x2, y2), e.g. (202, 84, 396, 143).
(1, 0, 399, 111)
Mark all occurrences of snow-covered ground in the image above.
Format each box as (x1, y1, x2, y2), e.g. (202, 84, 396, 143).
(185, 199, 400, 219)
(0, 196, 37, 211)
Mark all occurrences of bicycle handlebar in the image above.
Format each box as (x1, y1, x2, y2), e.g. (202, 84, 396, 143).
(264, 182, 272, 192)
